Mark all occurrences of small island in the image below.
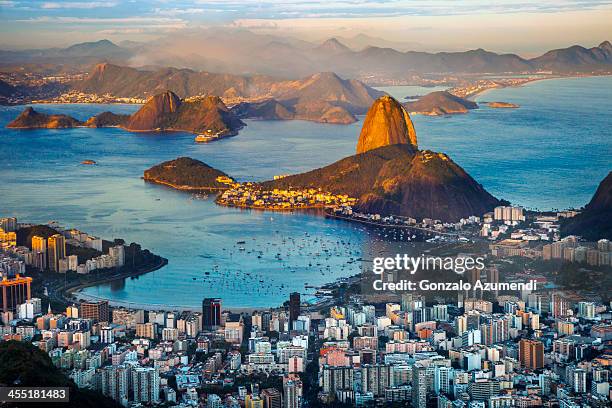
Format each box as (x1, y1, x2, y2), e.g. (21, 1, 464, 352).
(488, 101, 520, 108)
(404, 91, 478, 116)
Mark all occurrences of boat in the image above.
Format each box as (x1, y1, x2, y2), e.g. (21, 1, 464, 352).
(81, 159, 96, 165)
(195, 134, 217, 143)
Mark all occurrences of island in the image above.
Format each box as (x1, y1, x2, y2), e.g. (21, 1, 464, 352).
(404, 91, 478, 116)
(6, 91, 245, 138)
(488, 101, 520, 108)
(6, 106, 82, 128)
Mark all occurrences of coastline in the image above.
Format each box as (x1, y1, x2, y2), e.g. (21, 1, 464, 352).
(465, 73, 612, 100)
(143, 177, 230, 192)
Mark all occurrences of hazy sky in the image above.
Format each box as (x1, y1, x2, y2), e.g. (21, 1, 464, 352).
(1, 0, 611, 54)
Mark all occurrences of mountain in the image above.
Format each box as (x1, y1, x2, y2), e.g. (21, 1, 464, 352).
(356, 95, 418, 154)
(63, 39, 125, 57)
(125, 91, 244, 135)
(3, 34, 611, 78)
(404, 91, 478, 116)
(6, 106, 82, 128)
(315, 38, 352, 55)
(143, 157, 232, 190)
(561, 171, 612, 240)
(74, 64, 383, 124)
(0, 39, 131, 65)
(262, 95, 500, 221)
(530, 41, 612, 71)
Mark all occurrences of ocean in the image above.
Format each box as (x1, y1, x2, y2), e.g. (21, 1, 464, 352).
(0, 76, 610, 308)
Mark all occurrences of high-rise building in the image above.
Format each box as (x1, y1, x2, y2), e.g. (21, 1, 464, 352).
(207, 394, 222, 408)
(289, 292, 300, 326)
(0, 274, 32, 313)
(283, 379, 302, 408)
(572, 368, 587, 393)
(47, 234, 66, 272)
(101, 365, 129, 405)
(80, 300, 109, 322)
(411, 364, 427, 408)
(0, 217, 17, 232)
(202, 298, 221, 329)
(132, 367, 160, 404)
(31, 236, 47, 270)
(519, 339, 544, 370)
(261, 388, 282, 408)
(577, 302, 595, 319)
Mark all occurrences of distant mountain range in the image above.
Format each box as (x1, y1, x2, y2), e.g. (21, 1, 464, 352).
(74, 63, 383, 124)
(0, 39, 131, 65)
(1, 32, 611, 78)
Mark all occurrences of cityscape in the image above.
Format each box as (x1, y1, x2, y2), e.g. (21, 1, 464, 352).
(1, 1, 612, 408)
(1, 196, 611, 407)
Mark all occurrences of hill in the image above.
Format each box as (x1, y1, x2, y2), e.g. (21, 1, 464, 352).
(561, 171, 612, 240)
(143, 157, 233, 190)
(125, 92, 244, 135)
(357, 95, 418, 154)
(0, 341, 121, 408)
(261, 144, 499, 221)
(404, 91, 478, 115)
(6, 107, 82, 128)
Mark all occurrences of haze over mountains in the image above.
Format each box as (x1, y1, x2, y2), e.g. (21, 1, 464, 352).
(1, 31, 611, 78)
(74, 63, 383, 124)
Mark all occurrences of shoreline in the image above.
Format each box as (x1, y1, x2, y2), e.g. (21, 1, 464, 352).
(465, 73, 612, 100)
(48, 256, 169, 309)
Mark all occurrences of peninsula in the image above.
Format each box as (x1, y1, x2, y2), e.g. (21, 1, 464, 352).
(143, 157, 235, 191)
(145, 95, 501, 222)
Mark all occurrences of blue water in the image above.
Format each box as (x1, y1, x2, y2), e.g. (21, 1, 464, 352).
(0, 76, 610, 308)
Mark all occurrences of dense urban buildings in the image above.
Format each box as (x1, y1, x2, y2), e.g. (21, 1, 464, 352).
(1, 197, 611, 407)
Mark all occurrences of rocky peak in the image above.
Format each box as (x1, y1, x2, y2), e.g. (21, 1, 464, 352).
(356, 95, 418, 154)
(317, 38, 351, 54)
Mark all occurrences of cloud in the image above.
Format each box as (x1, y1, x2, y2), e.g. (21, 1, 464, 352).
(41, 1, 118, 9)
(19, 16, 186, 26)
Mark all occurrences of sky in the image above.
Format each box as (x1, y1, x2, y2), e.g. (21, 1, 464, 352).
(1, 0, 611, 54)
